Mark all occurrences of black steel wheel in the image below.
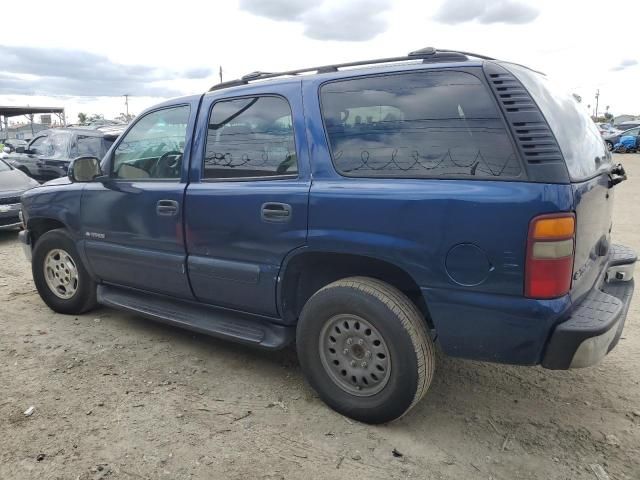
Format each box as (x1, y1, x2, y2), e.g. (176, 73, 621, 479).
(297, 276, 435, 424)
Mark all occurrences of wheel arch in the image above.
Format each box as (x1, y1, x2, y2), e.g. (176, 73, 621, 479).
(277, 249, 432, 328)
(27, 217, 68, 245)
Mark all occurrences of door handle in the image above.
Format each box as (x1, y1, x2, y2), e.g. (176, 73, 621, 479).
(261, 202, 291, 222)
(157, 199, 179, 216)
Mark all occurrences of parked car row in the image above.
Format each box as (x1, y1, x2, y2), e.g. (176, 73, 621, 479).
(595, 123, 621, 137)
(604, 126, 640, 152)
(3, 126, 125, 182)
(0, 138, 28, 153)
(0, 125, 126, 231)
(0, 158, 39, 230)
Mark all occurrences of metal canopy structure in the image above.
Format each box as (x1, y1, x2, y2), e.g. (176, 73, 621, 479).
(0, 105, 66, 138)
(0, 106, 64, 117)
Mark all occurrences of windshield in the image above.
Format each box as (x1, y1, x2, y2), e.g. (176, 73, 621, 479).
(0, 159, 11, 172)
(505, 63, 610, 181)
(40, 131, 73, 159)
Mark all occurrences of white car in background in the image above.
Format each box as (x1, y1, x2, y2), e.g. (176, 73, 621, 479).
(596, 123, 622, 137)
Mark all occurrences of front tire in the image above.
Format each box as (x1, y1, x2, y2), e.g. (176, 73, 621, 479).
(32, 229, 97, 314)
(296, 277, 435, 424)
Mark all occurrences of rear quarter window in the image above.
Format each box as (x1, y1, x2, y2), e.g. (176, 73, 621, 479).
(504, 63, 610, 181)
(319, 70, 522, 179)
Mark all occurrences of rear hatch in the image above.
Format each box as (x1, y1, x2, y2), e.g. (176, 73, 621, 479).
(505, 64, 618, 301)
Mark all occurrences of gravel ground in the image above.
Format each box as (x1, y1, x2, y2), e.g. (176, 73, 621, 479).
(1, 154, 639, 480)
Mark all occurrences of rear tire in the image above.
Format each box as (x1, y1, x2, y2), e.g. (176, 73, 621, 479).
(296, 276, 435, 424)
(32, 229, 97, 314)
(606, 141, 613, 152)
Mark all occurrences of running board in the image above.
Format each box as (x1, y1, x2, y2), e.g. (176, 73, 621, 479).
(97, 285, 294, 350)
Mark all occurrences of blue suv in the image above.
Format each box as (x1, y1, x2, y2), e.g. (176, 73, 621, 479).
(19, 48, 636, 423)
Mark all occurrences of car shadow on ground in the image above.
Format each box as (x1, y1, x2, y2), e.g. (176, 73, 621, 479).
(94, 304, 573, 412)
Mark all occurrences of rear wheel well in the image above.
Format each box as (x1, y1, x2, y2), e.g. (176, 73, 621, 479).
(28, 218, 66, 245)
(279, 252, 432, 328)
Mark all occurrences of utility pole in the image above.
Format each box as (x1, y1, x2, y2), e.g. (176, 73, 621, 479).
(123, 94, 130, 118)
(219, 66, 223, 83)
(594, 89, 600, 119)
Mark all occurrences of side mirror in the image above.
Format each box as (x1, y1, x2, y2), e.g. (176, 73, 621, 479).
(69, 156, 103, 182)
(15, 146, 25, 154)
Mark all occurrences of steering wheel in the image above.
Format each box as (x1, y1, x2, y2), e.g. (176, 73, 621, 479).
(151, 150, 183, 178)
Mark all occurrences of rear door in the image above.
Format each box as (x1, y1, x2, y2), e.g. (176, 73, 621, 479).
(506, 64, 615, 300)
(184, 80, 310, 317)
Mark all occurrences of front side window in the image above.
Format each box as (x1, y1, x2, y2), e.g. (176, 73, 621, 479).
(320, 71, 521, 179)
(113, 105, 190, 180)
(28, 136, 47, 155)
(204, 96, 297, 179)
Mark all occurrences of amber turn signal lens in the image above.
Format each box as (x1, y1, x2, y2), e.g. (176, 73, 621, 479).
(532, 216, 575, 240)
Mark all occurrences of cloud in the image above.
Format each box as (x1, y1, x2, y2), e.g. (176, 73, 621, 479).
(611, 59, 638, 72)
(239, 0, 392, 41)
(0, 45, 213, 97)
(434, 0, 539, 25)
(302, 0, 391, 41)
(239, 0, 322, 21)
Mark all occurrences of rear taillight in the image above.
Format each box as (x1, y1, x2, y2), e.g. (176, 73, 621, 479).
(525, 213, 576, 299)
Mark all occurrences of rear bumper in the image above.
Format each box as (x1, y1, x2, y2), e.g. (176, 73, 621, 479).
(542, 244, 636, 369)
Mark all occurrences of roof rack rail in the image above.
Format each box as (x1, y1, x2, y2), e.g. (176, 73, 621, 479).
(208, 47, 495, 92)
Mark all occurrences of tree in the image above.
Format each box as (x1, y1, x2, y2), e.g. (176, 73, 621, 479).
(87, 114, 104, 123)
(77, 112, 87, 124)
(115, 112, 136, 123)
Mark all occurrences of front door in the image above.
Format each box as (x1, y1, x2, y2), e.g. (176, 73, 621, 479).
(80, 101, 198, 298)
(185, 81, 311, 317)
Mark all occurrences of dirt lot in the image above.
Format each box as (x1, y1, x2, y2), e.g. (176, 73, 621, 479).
(1, 154, 639, 480)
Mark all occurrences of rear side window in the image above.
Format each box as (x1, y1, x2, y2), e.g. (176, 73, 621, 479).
(505, 63, 610, 181)
(70, 135, 104, 158)
(320, 71, 521, 179)
(204, 96, 297, 179)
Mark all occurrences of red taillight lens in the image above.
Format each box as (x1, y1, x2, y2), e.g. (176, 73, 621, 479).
(525, 213, 576, 299)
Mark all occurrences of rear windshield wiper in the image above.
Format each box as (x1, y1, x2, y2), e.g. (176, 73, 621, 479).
(608, 163, 627, 188)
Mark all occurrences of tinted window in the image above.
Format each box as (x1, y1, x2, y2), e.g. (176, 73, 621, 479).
(506, 63, 610, 181)
(622, 128, 640, 136)
(204, 96, 297, 179)
(320, 71, 521, 179)
(113, 106, 190, 180)
(71, 135, 104, 158)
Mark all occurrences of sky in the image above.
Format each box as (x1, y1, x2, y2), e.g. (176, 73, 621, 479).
(0, 0, 638, 125)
